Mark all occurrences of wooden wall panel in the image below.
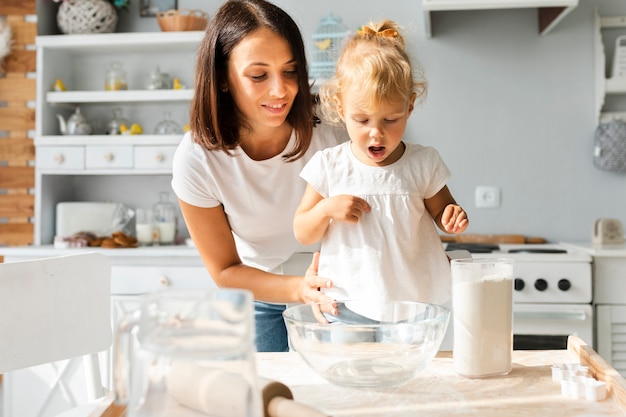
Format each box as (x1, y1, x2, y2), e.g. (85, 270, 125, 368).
(0, 137, 35, 162)
(0, 1, 36, 15)
(0, 107, 35, 132)
(0, 78, 36, 101)
(1, 1, 36, 247)
(2, 49, 36, 73)
(0, 194, 34, 218)
(0, 224, 35, 246)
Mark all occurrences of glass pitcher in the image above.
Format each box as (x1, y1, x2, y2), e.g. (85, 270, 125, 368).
(114, 289, 262, 417)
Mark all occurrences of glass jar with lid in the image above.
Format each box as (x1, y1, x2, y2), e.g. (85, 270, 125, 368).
(153, 191, 177, 245)
(145, 66, 171, 90)
(106, 107, 130, 135)
(105, 61, 128, 91)
(154, 111, 182, 135)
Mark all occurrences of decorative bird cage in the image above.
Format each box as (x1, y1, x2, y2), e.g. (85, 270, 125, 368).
(309, 13, 350, 84)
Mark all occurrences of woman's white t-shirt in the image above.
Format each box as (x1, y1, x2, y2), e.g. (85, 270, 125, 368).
(299, 141, 452, 319)
(171, 123, 342, 273)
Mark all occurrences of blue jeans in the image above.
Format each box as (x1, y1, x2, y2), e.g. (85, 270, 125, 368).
(254, 301, 288, 352)
(323, 304, 381, 343)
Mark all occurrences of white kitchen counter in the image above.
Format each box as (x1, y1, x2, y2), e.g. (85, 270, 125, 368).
(0, 244, 205, 266)
(561, 241, 626, 258)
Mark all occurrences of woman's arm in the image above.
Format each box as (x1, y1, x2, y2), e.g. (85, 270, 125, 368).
(424, 185, 469, 234)
(293, 184, 371, 245)
(178, 199, 332, 304)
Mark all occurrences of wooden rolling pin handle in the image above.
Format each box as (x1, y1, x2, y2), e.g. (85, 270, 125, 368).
(267, 396, 330, 417)
(261, 379, 329, 417)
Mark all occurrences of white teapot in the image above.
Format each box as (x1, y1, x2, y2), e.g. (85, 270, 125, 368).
(57, 106, 92, 135)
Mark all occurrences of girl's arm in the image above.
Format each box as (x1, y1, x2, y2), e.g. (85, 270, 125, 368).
(293, 184, 371, 245)
(424, 185, 469, 234)
(178, 199, 332, 304)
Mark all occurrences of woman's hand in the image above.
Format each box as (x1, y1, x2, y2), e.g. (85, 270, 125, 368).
(300, 252, 337, 323)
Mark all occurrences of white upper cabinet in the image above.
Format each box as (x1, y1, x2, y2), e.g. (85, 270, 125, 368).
(422, 0, 579, 37)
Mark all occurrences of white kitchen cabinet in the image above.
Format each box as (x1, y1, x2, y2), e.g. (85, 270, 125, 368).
(596, 305, 626, 377)
(590, 251, 626, 377)
(421, 0, 578, 38)
(34, 31, 203, 246)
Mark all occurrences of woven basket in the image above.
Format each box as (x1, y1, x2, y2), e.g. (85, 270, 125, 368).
(157, 9, 208, 32)
(57, 0, 118, 34)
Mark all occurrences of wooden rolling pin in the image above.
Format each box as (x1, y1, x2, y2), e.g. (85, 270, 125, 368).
(167, 361, 329, 417)
(262, 379, 330, 417)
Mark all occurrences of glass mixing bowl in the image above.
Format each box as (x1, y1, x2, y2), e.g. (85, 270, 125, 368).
(283, 300, 450, 388)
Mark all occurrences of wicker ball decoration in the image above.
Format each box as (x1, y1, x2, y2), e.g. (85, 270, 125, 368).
(57, 0, 118, 35)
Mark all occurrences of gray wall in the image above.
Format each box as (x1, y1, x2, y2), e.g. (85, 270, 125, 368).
(116, 0, 626, 242)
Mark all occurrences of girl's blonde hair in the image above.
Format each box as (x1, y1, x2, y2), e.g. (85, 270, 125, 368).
(319, 20, 427, 124)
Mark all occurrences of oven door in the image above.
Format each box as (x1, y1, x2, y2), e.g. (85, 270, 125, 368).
(513, 303, 594, 350)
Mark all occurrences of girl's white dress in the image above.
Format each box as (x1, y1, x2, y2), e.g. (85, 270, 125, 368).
(300, 141, 452, 320)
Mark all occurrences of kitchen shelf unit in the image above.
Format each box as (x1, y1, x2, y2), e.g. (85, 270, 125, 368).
(422, 0, 579, 38)
(34, 31, 204, 246)
(595, 13, 626, 123)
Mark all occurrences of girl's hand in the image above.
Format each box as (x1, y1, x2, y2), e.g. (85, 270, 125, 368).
(441, 204, 469, 234)
(300, 252, 337, 323)
(324, 195, 371, 224)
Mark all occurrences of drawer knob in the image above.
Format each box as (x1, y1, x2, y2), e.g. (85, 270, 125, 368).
(103, 152, 114, 162)
(159, 276, 170, 286)
(155, 153, 165, 162)
(53, 153, 65, 164)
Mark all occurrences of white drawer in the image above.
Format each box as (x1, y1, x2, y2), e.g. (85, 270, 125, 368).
(86, 145, 133, 169)
(111, 265, 215, 295)
(36, 146, 85, 170)
(134, 146, 176, 169)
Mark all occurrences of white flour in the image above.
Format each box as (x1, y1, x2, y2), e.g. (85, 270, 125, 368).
(452, 273, 513, 377)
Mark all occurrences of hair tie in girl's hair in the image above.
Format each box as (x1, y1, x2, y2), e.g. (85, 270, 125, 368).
(357, 26, 399, 38)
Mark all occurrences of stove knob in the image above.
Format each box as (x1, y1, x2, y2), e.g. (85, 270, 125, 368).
(558, 279, 571, 291)
(514, 278, 525, 291)
(534, 278, 548, 291)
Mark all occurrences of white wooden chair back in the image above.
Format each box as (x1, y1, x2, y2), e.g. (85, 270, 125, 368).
(0, 252, 112, 416)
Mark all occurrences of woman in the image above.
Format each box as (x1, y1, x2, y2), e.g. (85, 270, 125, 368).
(171, 0, 342, 352)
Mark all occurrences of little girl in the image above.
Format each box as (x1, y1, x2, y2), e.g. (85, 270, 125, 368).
(293, 20, 469, 321)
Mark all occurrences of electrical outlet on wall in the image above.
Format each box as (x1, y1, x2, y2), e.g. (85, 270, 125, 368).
(475, 186, 501, 208)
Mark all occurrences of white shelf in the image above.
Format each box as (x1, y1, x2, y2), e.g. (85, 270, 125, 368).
(36, 31, 203, 52)
(35, 134, 183, 146)
(422, 0, 578, 38)
(46, 89, 194, 104)
(597, 13, 626, 123)
(422, 0, 577, 11)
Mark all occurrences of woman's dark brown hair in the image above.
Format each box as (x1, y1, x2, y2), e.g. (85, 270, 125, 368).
(190, 0, 313, 161)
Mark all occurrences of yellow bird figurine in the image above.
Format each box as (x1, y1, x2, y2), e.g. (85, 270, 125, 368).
(314, 38, 332, 51)
(119, 124, 129, 135)
(54, 78, 67, 91)
(173, 77, 183, 90)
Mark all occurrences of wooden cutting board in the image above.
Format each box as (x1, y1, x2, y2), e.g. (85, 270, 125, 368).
(441, 234, 547, 244)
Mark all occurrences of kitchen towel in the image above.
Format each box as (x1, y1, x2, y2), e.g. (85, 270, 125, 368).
(594, 119, 626, 172)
